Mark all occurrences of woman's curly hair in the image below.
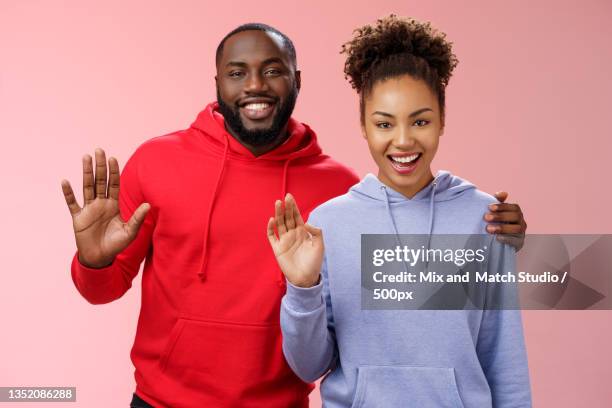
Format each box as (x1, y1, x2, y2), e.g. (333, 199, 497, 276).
(341, 14, 458, 124)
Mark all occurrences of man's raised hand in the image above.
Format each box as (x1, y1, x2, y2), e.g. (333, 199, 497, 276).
(61, 148, 150, 268)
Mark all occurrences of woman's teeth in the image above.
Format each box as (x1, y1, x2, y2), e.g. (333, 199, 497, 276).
(390, 153, 420, 164)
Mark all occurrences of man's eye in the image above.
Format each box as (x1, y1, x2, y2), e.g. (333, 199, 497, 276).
(229, 71, 244, 78)
(376, 122, 392, 129)
(414, 119, 429, 127)
(265, 69, 281, 76)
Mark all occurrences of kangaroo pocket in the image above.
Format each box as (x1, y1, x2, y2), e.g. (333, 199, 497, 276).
(350, 366, 465, 408)
(158, 317, 287, 399)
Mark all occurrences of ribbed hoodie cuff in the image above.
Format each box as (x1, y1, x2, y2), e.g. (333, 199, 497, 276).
(72, 251, 115, 286)
(283, 280, 324, 312)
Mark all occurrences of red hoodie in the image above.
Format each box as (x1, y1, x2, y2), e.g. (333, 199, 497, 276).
(70, 102, 359, 407)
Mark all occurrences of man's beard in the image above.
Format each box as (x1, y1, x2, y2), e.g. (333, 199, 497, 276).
(216, 86, 298, 147)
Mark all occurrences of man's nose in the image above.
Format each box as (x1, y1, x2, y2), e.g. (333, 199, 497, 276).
(244, 73, 267, 92)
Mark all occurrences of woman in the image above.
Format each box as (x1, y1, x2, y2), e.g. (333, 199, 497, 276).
(267, 15, 531, 408)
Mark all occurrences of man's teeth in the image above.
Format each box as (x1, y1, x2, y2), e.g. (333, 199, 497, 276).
(391, 154, 420, 163)
(244, 103, 270, 111)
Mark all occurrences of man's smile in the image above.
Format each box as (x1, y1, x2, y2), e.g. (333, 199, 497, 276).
(239, 97, 277, 121)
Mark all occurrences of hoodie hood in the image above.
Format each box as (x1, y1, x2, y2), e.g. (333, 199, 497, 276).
(349, 171, 478, 271)
(190, 102, 322, 162)
(190, 102, 323, 282)
(349, 170, 476, 203)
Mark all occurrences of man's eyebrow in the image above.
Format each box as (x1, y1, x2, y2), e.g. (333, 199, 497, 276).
(225, 61, 248, 68)
(261, 57, 286, 66)
(224, 58, 287, 69)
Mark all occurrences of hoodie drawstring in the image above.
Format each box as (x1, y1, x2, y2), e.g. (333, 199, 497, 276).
(425, 180, 438, 272)
(277, 158, 294, 287)
(198, 132, 229, 281)
(380, 178, 438, 274)
(280, 158, 292, 200)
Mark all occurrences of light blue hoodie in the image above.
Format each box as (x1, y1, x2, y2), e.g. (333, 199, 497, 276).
(280, 171, 532, 408)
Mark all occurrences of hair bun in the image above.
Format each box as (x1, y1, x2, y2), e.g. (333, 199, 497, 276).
(342, 14, 458, 93)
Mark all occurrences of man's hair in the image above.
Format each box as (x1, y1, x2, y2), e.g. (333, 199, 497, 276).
(215, 23, 297, 68)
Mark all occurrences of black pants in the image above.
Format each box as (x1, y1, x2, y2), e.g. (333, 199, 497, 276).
(130, 392, 154, 408)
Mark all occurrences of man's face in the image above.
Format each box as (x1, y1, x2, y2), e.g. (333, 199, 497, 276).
(216, 30, 300, 147)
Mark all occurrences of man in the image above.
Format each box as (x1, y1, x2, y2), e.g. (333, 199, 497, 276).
(61, 23, 527, 408)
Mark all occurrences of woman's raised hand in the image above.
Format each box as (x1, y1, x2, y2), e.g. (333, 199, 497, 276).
(267, 193, 323, 288)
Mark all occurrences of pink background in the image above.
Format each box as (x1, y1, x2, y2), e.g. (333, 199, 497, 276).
(1, 0, 611, 406)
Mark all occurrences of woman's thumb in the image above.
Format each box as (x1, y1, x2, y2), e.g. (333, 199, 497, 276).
(304, 223, 322, 237)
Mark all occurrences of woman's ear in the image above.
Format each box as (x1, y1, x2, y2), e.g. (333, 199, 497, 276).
(360, 123, 368, 140)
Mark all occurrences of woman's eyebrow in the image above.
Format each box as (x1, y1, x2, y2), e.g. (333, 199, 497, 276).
(371, 111, 394, 118)
(372, 108, 433, 118)
(409, 107, 433, 117)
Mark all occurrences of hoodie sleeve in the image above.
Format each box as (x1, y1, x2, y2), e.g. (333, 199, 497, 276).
(70, 149, 154, 305)
(280, 213, 338, 383)
(477, 240, 532, 407)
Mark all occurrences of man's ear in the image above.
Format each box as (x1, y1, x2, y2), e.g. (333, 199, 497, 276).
(295, 70, 301, 92)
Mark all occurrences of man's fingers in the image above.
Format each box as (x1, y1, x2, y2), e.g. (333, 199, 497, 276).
(284, 194, 296, 230)
(494, 191, 509, 203)
(486, 223, 524, 235)
(275, 200, 287, 235)
(107, 157, 121, 200)
(126, 203, 150, 238)
(495, 234, 525, 251)
(82, 154, 95, 204)
(61, 179, 81, 216)
(94, 148, 108, 199)
(484, 211, 522, 224)
(488, 202, 521, 213)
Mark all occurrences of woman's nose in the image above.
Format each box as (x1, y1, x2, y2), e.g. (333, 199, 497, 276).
(393, 127, 417, 149)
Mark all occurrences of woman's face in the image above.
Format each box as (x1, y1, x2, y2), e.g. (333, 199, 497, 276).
(362, 74, 443, 198)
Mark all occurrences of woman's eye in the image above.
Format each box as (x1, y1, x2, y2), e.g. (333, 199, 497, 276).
(376, 122, 392, 129)
(414, 119, 429, 127)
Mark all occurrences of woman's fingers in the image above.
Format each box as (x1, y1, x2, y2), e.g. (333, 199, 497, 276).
(61, 179, 81, 216)
(288, 193, 305, 226)
(304, 223, 322, 238)
(275, 199, 287, 236)
(82, 154, 95, 205)
(94, 148, 108, 199)
(266, 217, 278, 244)
(284, 194, 296, 230)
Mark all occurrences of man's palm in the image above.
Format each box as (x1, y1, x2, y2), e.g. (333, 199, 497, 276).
(62, 149, 150, 268)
